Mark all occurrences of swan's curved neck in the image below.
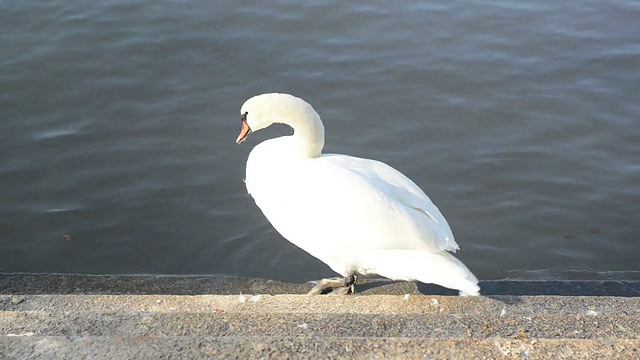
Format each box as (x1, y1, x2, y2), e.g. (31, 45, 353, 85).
(285, 109, 325, 158)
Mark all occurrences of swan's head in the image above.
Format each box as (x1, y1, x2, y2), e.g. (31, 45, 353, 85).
(235, 93, 321, 145)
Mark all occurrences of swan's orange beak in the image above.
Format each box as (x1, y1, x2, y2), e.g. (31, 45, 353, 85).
(236, 119, 251, 144)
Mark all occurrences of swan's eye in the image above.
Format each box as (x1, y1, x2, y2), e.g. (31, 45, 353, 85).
(241, 112, 248, 122)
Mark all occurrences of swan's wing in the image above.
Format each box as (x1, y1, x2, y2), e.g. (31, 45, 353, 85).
(251, 153, 459, 254)
(318, 154, 459, 252)
(325, 155, 450, 223)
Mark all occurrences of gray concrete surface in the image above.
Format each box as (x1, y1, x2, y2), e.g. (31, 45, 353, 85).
(3, 337, 639, 359)
(2, 273, 640, 296)
(1, 274, 639, 359)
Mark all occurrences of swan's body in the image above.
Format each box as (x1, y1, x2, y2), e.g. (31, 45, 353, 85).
(236, 93, 480, 296)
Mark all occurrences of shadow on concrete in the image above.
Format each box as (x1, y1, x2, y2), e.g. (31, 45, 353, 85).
(1, 273, 639, 297)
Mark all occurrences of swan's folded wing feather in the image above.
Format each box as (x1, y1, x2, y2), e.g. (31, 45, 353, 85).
(282, 154, 460, 253)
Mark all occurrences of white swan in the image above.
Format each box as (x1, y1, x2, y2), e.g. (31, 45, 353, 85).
(236, 93, 480, 296)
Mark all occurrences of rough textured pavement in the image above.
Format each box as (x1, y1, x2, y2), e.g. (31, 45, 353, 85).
(1, 274, 639, 359)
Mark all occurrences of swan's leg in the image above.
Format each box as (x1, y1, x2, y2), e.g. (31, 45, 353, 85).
(307, 275, 356, 295)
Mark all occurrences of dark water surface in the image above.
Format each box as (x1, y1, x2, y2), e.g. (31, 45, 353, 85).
(1, 1, 639, 282)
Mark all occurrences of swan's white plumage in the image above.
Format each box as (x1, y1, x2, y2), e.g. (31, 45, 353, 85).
(239, 93, 480, 296)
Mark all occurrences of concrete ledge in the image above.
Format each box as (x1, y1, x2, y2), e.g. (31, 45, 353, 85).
(2, 295, 639, 338)
(2, 273, 640, 296)
(2, 274, 639, 359)
(3, 337, 639, 359)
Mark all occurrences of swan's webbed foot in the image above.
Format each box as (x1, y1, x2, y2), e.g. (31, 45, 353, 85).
(307, 275, 356, 295)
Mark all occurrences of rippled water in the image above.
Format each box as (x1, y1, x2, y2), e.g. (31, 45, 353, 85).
(1, 1, 639, 282)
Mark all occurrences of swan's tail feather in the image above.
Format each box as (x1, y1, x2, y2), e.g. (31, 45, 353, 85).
(355, 250, 480, 296)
